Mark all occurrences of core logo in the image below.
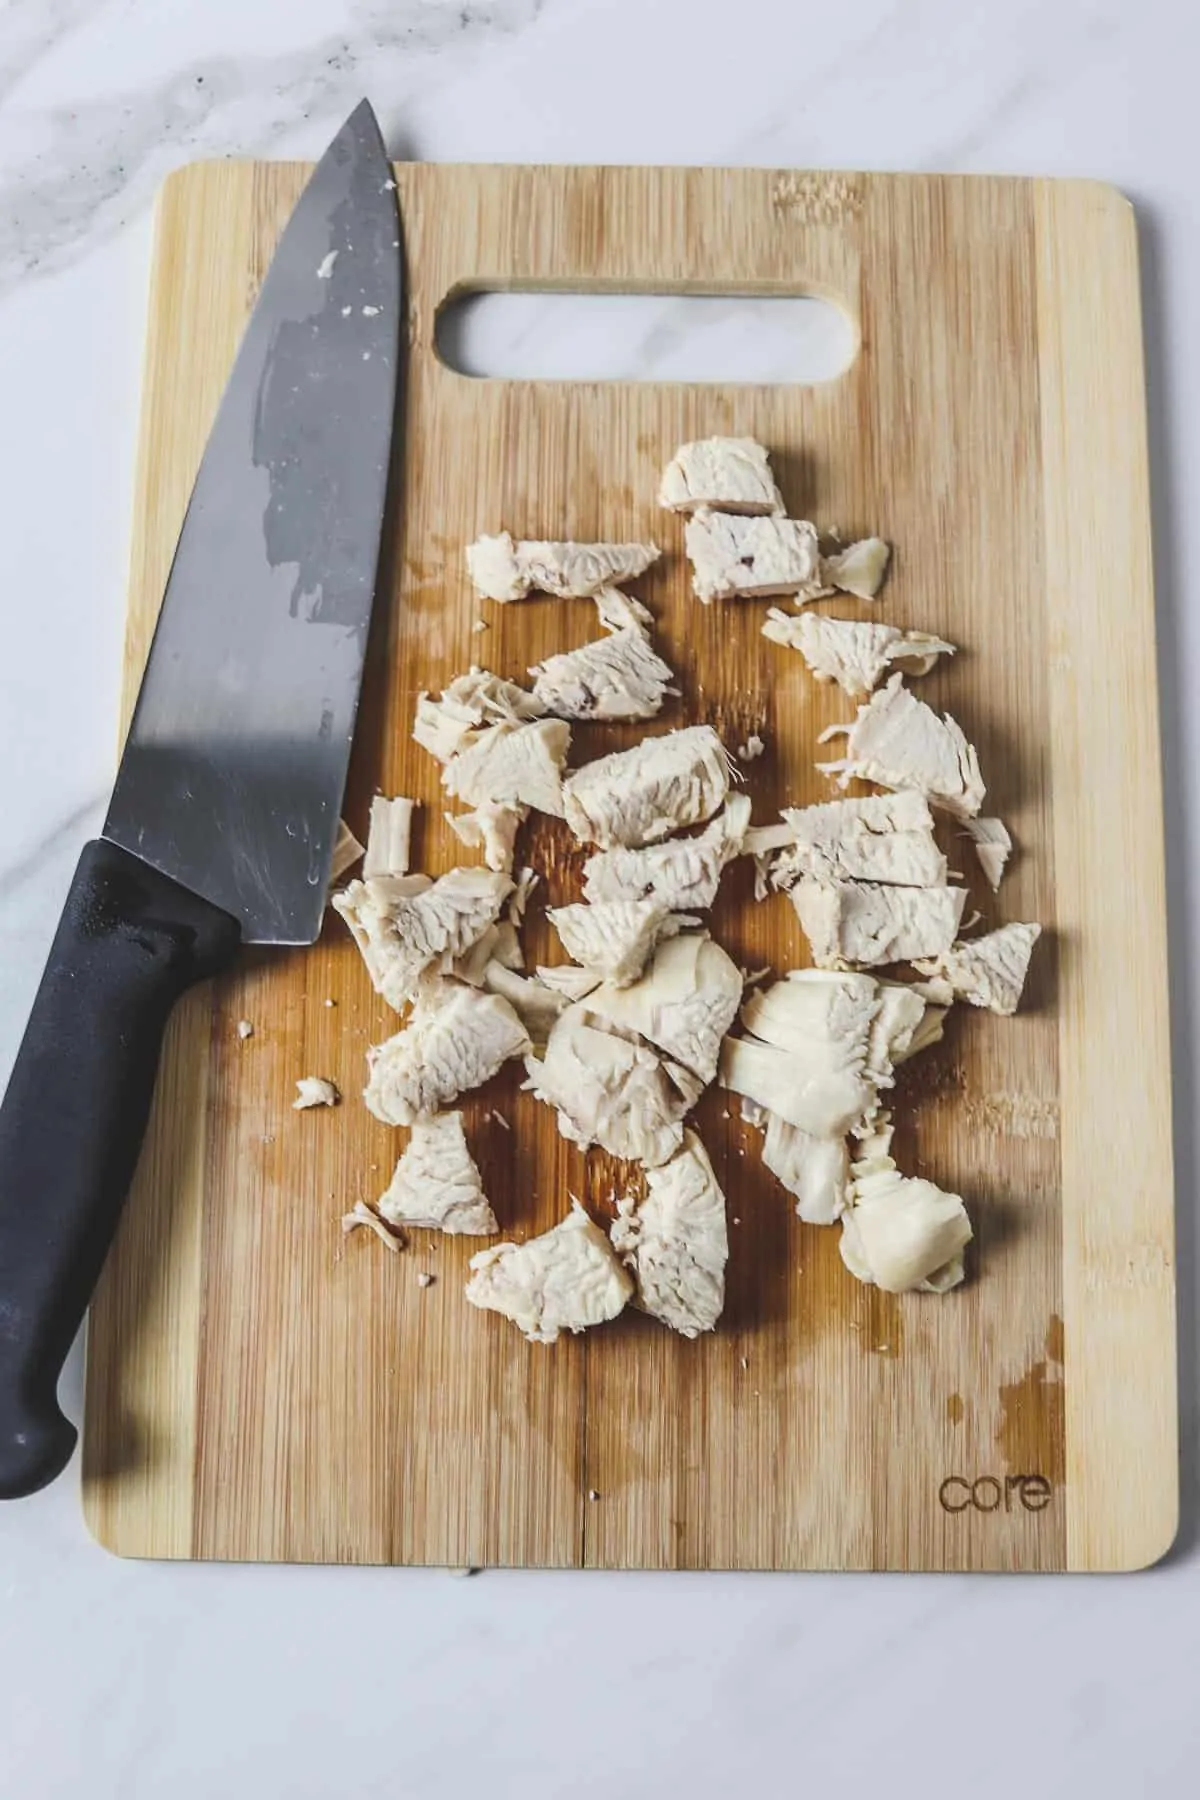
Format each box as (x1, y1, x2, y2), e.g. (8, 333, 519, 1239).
(938, 1474, 1053, 1514)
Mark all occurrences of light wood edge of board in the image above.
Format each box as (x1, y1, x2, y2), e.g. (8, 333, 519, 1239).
(1036, 178, 1179, 1571)
(80, 163, 256, 1558)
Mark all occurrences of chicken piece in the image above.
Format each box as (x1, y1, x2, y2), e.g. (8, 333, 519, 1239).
(658, 436, 784, 516)
(563, 724, 732, 848)
(737, 734, 765, 762)
(414, 666, 545, 762)
(592, 585, 654, 634)
(535, 964, 604, 1002)
(378, 1111, 499, 1236)
(583, 932, 742, 1088)
(791, 876, 968, 969)
(530, 626, 675, 722)
(818, 673, 985, 820)
(466, 531, 660, 601)
(611, 1131, 728, 1337)
(341, 1200, 404, 1252)
(465, 1201, 633, 1343)
(965, 817, 1013, 891)
(821, 536, 891, 600)
(365, 983, 531, 1126)
(452, 917, 523, 986)
(328, 818, 365, 884)
(508, 865, 538, 925)
(758, 1116, 849, 1224)
(294, 1076, 338, 1110)
(866, 981, 931, 1090)
(770, 791, 947, 891)
(445, 800, 526, 873)
(332, 867, 513, 1011)
(363, 795, 417, 878)
(443, 718, 571, 818)
(524, 1008, 688, 1167)
(839, 1149, 972, 1294)
(913, 922, 1041, 1016)
(684, 508, 825, 604)
(482, 962, 570, 1048)
(582, 794, 751, 910)
(549, 900, 695, 987)
(762, 610, 954, 697)
(718, 969, 878, 1137)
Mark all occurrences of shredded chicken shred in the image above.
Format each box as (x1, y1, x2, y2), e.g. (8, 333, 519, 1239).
(363, 795, 417, 878)
(658, 436, 784, 516)
(465, 1201, 633, 1342)
(379, 1111, 499, 1235)
(466, 532, 660, 602)
(442, 718, 571, 817)
(530, 625, 674, 721)
(914, 922, 1041, 1015)
(563, 724, 732, 848)
(582, 794, 750, 910)
(767, 791, 947, 890)
(549, 900, 696, 986)
(524, 1007, 689, 1167)
(762, 610, 954, 697)
(818, 673, 985, 820)
(840, 1140, 972, 1294)
(965, 817, 1013, 891)
(790, 876, 968, 969)
(445, 800, 526, 873)
(333, 868, 514, 1011)
(365, 982, 531, 1126)
(611, 1131, 728, 1337)
(685, 508, 825, 604)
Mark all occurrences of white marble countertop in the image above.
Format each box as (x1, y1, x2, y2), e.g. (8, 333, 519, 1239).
(1, 0, 1198, 1793)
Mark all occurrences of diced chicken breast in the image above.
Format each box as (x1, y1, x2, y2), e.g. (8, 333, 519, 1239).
(445, 800, 526, 873)
(535, 964, 605, 1002)
(563, 724, 731, 848)
(582, 794, 751, 910)
(464, 1201, 633, 1343)
(452, 918, 523, 986)
(363, 795, 417, 878)
(839, 1150, 972, 1294)
(414, 666, 546, 763)
(443, 718, 571, 817)
(762, 610, 954, 697)
(329, 818, 365, 884)
(466, 531, 660, 601)
(611, 1131, 728, 1337)
(583, 933, 743, 1088)
(658, 436, 784, 516)
(524, 1007, 688, 1167)
(818, 673, 985, 820)
(965, 817, 1013, 891)
(770, 791, 947, 890)
(379, 1111, 499, 1236)
(719, 969, 878, 1137)
(913, 922, 1041, 1015)
(791, 876, 968, 969)
(530, 626, 674, 721)
(592, 585, 654, 634)
(758, 1116, 849, 1224)
(549, 900, 693, 987)
(821, 536, 891, 600)
(482, 962, 571, 1048)
(365, 983, 531, 1126)
(333, 868, 514, 1011)
(294, 1076, 338, 1110)
(685, 508, 824, 604)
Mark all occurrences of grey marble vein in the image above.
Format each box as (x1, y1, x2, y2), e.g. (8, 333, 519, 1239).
(0, 0, 546, 298)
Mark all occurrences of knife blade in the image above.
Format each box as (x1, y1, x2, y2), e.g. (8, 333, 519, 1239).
(0, 101, 402, 1498)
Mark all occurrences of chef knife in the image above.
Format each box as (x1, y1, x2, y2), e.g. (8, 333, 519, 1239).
(0, 101, 402, 1499)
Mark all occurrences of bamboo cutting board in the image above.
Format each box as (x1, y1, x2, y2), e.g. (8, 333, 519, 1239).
(82, 161, 1177, 1570)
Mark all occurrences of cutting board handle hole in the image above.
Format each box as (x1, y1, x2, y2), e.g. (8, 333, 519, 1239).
(435, 288, 857, 385)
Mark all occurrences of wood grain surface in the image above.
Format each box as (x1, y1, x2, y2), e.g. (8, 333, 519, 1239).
(81, 161, 1176, 1570)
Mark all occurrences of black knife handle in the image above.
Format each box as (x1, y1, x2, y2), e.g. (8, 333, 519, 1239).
(0, 839, 240, 1499)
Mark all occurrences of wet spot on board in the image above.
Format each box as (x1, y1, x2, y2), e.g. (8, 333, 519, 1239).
(996, 1334, 1065, 1485)
(946, 1394, 965, 1425)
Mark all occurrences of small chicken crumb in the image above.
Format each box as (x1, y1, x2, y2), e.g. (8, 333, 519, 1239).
(491, 1109, 511, 1130)
(236, 1019, 254, 1040)
(294, 1076, 339, 1110)
(472, 618, 489, 633)
(324, 997, 336, 1008)
(417, 1272, 436, 1288)
(737, 734, 765, 762)
(588, 1489, 600, 1502)
(341, 1200, 404, 1253)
